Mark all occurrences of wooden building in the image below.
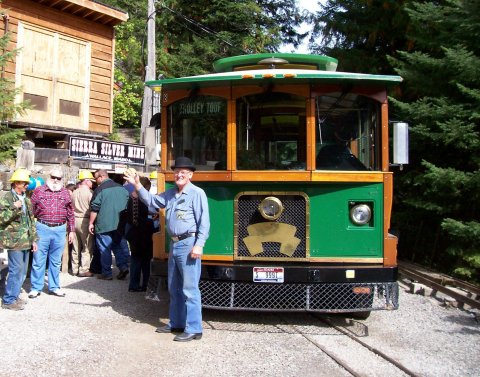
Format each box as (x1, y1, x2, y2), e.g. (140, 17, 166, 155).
(0, 0, 127, 152)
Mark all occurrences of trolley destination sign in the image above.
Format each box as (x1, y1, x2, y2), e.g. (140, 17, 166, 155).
(69, 136, 145, 166)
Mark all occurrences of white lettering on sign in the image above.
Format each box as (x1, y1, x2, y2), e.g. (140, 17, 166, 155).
(71, 138, 98, 154)
(100, 143, 126, 158)
(206, 102, 221, 113)
(70, 137, 146, 165)
(127, 146, 145, 160)
(179, 101, 222, 115)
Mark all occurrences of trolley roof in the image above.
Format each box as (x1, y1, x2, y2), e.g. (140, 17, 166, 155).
(213, 53, 339, 72)
(146, 53, 402, 90)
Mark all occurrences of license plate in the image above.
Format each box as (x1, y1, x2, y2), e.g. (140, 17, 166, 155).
(253, 267, 284, 283)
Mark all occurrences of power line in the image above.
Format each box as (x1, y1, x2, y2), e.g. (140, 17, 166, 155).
(155, 1, 247, 54)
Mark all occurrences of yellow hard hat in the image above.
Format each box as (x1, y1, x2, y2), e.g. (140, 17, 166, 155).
(9, 168, 31, 183)
(149, 171, 158, 179)
(78, 170, 94, 181)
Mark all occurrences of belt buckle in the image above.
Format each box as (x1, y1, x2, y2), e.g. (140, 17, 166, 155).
(171, 236, 179, 242)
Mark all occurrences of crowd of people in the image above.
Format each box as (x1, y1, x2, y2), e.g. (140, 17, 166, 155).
(0, 166, 156, 304)
(1, 157, 210, 342)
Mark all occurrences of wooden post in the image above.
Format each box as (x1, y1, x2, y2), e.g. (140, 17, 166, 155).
(140, 0, 156, 144)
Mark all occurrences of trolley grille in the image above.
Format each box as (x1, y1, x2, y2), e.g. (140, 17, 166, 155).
(236, 193, 308, 259)
(199, 280, 398, 312)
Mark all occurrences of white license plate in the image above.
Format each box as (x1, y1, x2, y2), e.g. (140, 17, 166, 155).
(253, 267, 284, 283)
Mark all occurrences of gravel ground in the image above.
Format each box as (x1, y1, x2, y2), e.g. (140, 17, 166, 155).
(1, 268, 478, 377)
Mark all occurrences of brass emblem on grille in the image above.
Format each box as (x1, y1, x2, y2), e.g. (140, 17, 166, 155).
(243, 222, 301, 257)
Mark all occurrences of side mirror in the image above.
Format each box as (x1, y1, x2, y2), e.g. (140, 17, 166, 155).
(393, 122, 409, 166)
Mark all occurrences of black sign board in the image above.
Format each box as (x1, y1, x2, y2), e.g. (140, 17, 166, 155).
(69, 137, 145, 166)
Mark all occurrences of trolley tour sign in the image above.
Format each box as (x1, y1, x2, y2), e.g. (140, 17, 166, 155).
(69, 137, 145, 166)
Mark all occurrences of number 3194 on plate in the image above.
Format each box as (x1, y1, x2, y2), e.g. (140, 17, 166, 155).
(253, 267, 284, 283)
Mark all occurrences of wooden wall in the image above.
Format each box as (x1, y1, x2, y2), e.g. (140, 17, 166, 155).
(0, 0, 117, 134)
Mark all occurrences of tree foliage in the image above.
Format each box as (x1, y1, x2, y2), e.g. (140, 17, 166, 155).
(100, 0, 303, 130)
(309, 0, 413, 74)
(0, 22, 26, 162)
(155, 0, 303, 77)
(307, 0, 480, 281)
(112, 21, 144, 130)
(389, 0, 480, 280)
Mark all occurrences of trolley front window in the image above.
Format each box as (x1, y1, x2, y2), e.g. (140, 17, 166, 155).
(315, 93, 380, 171)
(167, 95, 227, 170)
(236, 92, 306, 170)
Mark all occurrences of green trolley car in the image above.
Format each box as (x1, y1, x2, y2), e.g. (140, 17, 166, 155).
(147, 53, 407, 316)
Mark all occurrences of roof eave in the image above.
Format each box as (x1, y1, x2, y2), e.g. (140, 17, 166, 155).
(30, 0, 128, 26)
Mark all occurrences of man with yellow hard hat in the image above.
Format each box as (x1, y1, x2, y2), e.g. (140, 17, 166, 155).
(0, 169, 38, 310)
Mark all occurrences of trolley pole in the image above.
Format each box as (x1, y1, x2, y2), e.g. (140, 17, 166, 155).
(140, 0, 156, 144)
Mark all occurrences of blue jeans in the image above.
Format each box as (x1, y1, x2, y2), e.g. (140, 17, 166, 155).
(167, 237, 202, 333)
(89, 243, 102, 274)
(2, 250, 30, 304)
(95, 230, 129, 277)
(31, 222, 66, 292)
(129, 255, 150, 290)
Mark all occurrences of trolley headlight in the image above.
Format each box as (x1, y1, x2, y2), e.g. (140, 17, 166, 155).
(259, 196, 284, 220)
(350, 204, 372, 225)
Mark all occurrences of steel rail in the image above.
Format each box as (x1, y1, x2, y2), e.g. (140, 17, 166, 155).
(312, 314, 422, 377)
(399, 261, 480, 296)
(278, 315, 362, 377)
(398, 265, 480, 310)
(280, 313, 421, 377)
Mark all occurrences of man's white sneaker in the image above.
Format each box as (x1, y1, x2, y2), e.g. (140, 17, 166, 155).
(28, 290, 41, 298)
(18, 289, 29, 301)
(49, 289, 65, 297)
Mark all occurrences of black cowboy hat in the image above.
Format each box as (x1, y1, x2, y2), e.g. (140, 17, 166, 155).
(170, 156, 196, 172)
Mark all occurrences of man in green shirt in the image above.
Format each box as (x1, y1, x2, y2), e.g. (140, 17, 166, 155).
(88, 170, 129, 280)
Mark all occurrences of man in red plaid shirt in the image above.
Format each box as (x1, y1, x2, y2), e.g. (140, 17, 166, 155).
(29, 167, 75, 298)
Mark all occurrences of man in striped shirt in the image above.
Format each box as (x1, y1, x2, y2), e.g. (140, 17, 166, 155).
(29, 167, 75, 298)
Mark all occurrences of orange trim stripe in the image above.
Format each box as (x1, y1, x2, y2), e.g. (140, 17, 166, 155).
(311, 172, 384, 182)
(202, 255, 234, 262)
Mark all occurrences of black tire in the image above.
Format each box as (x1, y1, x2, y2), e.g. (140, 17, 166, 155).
(349, 310, 371, 320)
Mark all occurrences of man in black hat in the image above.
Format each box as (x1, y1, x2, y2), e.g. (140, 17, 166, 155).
(124, 157, 210, 342)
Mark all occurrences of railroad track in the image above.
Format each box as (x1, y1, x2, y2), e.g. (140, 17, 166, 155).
(278, 312, 420, 377)
(277, 264, 480, 377)
(398, 260, 480, 310)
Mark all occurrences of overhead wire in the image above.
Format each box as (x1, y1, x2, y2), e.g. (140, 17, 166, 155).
(139, 1, 249, 79)
(154, 1, 247, 54)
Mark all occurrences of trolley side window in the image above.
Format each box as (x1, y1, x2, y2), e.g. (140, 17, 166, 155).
(236, 92, 306, 170)
(315, 93, 380, 171)
(167, 95, 227, 171)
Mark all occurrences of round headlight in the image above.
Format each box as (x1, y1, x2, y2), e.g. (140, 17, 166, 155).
(259, 196, 284, 220)
(350, 204, 372, 225)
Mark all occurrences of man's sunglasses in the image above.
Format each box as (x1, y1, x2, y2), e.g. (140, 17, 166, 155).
(50, 176, 62, 181)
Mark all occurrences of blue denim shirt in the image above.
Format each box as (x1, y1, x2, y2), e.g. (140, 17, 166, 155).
(138, 182, 210, 247)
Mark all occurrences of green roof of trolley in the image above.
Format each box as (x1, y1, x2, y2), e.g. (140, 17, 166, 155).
(146, 54, 402, 90)
(213, 53, 339, 72)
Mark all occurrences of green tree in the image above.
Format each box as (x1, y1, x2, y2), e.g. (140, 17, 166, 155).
(308, 0, 480, 281)
(100, 0, 303, 135)
(309, 0, 413, 74)
(112, 22, 144, 131)
(0, 21, 26, 162)
(156, 0, 303, 77)
(389, 0, 480, 280)
(97, 2, 148, 139)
